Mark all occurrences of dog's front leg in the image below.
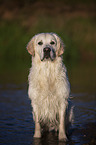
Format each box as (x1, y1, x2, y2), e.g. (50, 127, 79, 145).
(59, 103, 68, 141)
(34, 114, 41, 138)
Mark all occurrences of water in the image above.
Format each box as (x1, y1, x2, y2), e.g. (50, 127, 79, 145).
(0, 84, 34, 145)
(0, 65, 96, 145)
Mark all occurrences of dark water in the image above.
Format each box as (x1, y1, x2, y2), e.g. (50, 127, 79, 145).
(0, 65, 96, 145)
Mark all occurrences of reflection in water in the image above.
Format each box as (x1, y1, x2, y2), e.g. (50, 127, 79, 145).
(0, 84, 96, 145)
(33, 138, 42, 145)
(33, 132, 67, 145)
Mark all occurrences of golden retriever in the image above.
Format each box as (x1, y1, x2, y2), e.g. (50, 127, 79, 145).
(27, 33, 71, 141)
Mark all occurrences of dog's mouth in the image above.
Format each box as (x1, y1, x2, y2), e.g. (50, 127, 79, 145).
(41, 47, 56, 61)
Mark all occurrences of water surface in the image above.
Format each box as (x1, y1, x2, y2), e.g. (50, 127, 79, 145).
(0, 64, 96, 145)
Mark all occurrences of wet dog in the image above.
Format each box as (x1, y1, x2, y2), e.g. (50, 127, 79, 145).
(27, 33, 72, 141)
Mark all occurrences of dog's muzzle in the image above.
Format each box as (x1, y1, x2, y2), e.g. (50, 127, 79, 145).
(41, 47, 56, 61)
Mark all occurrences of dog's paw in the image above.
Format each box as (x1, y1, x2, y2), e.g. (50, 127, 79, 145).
(59, 132, 68, 142)
(34, 131, 41, 138)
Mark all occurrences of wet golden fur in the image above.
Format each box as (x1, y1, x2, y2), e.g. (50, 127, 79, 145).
(27, 33, 71, 141)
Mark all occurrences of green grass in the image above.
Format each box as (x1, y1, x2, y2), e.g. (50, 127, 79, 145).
(0, 15, 96, 68)
(0, 21, 29, 60)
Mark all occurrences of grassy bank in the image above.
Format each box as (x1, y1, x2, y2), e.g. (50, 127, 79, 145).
(0, 1, 96, 67)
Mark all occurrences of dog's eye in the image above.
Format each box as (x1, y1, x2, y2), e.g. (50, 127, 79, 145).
(38, 41, 43, 45)
(50, 41, 55, 45)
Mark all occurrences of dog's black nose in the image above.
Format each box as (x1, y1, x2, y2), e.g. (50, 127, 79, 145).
(43, 47, 51, 53)
(43, 47, 51, 59)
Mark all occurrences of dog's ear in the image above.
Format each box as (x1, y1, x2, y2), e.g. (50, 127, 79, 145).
(26, 37, 35, 56)
(52, 33, 64, 56)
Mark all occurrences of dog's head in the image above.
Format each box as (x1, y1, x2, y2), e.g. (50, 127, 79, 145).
(27, 33, 64, 61)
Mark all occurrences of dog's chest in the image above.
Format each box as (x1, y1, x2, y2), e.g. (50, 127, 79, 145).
(30, 59, 68, 99)
(37, 62, 57, 90)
